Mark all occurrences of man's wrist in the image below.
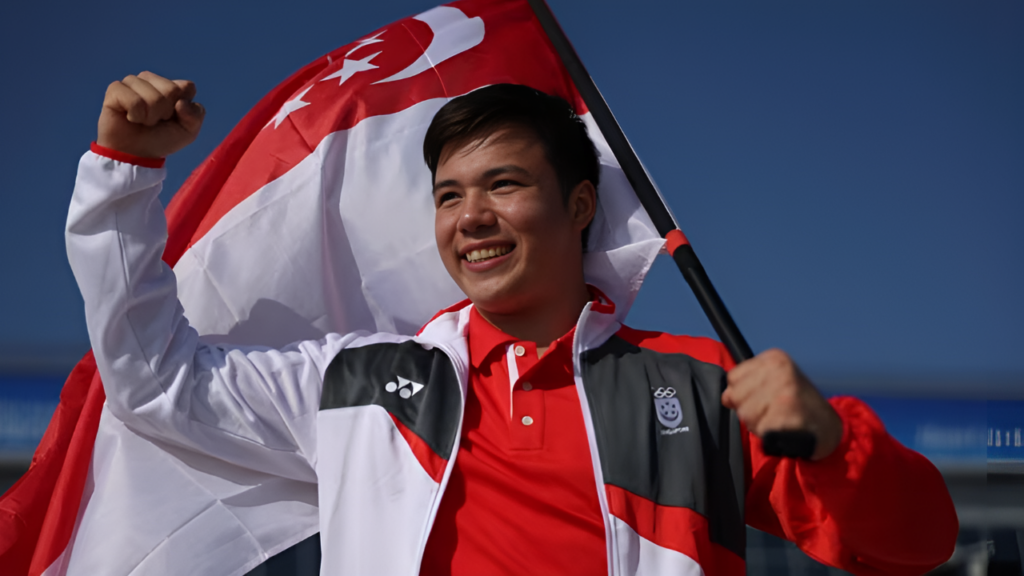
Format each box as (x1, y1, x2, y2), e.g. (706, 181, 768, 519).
(90, 142, 166, 169)
(808, 399, 851, 463)
(811, 403, 846, 460)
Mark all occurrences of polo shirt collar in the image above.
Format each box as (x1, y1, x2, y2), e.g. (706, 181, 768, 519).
(466, 286, 616, 369)
(468, 307, 518, 369)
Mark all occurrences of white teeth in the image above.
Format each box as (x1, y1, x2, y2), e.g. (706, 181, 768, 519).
(465, 245, 511, 262)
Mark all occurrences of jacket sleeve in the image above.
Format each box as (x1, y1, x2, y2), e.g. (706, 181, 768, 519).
(744, 396, 959, 575)
(66, 149, 359, 482)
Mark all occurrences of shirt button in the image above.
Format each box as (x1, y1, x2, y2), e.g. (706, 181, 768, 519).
(514, 345, 526, 357)
(521, 382, 533, 391)
(521, 415, 534, 426)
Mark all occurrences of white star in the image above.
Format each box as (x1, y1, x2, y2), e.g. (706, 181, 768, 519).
(266, 86, 312, 129)
(320, 52, 382, 87)
(345, 30, 385, 57)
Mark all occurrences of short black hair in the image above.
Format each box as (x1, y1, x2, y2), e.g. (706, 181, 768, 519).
(423, 84, 600, 249)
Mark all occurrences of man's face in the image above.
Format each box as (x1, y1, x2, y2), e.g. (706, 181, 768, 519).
(432, 125, 594, 315)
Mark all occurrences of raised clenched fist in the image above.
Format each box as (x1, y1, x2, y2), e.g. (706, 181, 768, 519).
(721, 348, 844, 461)
(97, 71, 205, 159)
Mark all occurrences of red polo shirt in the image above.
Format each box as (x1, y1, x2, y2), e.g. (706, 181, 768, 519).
(420, 305, 607, 575)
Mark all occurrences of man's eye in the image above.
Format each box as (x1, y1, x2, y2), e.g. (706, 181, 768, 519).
(437, 191, 459, 205)
(492, 179, 521, 190)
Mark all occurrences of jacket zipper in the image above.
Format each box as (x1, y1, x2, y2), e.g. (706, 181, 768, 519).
(571, 302, 619, 576)
(410, 336, 469, 575)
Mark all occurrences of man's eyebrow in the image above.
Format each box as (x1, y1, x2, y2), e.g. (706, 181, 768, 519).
(482, 164, 530, 180)
(432, 165, 531, 194)
(432, 179, 459, 194)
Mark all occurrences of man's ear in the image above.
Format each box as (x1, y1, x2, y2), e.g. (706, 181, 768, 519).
(568, 180, 597, 233)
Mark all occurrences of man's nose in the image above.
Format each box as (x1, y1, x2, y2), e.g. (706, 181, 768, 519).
(458, 191, 497, 233)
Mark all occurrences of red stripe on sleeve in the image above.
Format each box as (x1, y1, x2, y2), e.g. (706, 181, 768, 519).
(89, 142, 166, 169)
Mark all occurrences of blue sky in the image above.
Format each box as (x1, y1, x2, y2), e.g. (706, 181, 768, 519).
(0, 0, 1020, 396)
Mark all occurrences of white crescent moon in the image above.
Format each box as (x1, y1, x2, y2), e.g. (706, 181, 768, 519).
(374, 6, 485, 85)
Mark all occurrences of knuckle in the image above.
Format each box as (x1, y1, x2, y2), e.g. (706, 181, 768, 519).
(124, 91, 143, 107)
(771, 393, 804, 423)
(735, 404, 754, 424)
(778, 387, 800, 406)
(126, 96, 146, 117)
(174, 80, 197, 98)
(720, 389, 734, 407)
(765, 349, 793, 372)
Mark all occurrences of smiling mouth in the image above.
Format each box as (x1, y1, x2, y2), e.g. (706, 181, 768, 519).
(464, 245, 514, 263)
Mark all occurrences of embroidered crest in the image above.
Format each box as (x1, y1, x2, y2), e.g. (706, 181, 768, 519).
(653, 386, 683, 428)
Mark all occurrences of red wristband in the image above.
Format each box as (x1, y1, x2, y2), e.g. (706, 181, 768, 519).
(90, 142, 166, 169)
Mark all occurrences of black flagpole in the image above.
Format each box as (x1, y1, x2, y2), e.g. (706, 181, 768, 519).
(527, 0, 816, 459)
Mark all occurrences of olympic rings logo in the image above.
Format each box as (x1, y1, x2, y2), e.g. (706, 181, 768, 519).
(653, 387, 677, 399)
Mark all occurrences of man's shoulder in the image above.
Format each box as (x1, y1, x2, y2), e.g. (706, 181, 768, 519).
(614, 325, 735, 371)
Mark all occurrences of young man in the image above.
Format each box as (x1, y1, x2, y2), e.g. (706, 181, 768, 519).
(68, 72, 957, 575)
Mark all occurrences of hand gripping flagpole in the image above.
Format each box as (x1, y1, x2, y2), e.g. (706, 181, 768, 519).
(527, 0, 816, 459)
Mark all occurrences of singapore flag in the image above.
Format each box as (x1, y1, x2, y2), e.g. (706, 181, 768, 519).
(0, 1, 661, 574)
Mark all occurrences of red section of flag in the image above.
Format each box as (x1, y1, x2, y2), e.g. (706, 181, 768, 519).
(24, 363, 105, 576)
(186, 0, 587, 247)
(163, 44, 347, 267)
(0, 355, 98, 576)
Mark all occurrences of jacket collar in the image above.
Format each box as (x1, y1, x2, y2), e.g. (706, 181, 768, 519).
(417, 285, 619, 364)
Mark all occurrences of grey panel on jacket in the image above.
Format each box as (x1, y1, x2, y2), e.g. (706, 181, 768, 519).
(581, 335, 746, 558)
(321, 341, 462, 461)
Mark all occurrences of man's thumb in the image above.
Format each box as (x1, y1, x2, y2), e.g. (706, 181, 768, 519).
(175, 99, 205, 134)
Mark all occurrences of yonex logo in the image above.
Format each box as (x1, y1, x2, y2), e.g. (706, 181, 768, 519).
(385, 376, 425, 399)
